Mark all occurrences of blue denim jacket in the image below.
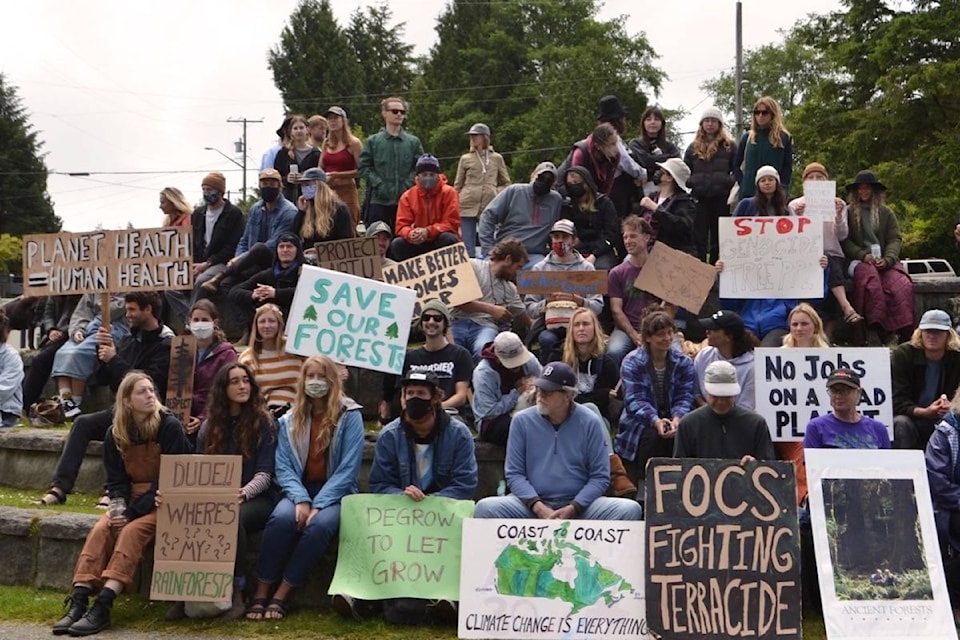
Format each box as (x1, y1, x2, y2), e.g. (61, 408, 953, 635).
(235, 196, 298, 256)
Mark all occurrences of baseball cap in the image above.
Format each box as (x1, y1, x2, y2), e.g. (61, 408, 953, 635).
(826, 368, 861, 390)
(467, 123, 491, 136)
(703, 361, 741, 397)
(550, 219, 577, 236)
(325, 106, 347, 118)
(416, 154, 441, 174)
(533, 161, 557, 179)
(919, 309, 951, 331)
(699, 310, 745, 336)
(259, 168, 282, 182)
(401, 371, 440, 389)
(534, 362, 577, 392)
(296, 167, 327, 183)
(493, 332, 532, 369)
(365, 221, 393, 239)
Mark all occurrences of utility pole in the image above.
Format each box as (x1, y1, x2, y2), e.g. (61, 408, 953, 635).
(734, 1, 744, 139)
(227, 117, 263, 202)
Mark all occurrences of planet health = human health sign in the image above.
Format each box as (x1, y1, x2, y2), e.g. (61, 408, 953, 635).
(22, 227, 193, 296)
(152, 455, 242, 603)
(718, 216, 823, 299)
(328, 494, 475, 601)
(286, 265, 417, 375)
(381, 242, 482, 316)
(459, 519, 649, 639)
(755, 347, 893, 442)
(645, 458, 801, 640)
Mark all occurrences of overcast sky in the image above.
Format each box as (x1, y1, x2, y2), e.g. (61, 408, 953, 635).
(0, 0, 841, 232)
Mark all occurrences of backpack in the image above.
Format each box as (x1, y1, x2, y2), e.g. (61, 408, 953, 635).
(29, 399, 65, 427)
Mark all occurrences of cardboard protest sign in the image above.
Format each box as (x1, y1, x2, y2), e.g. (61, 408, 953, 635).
(381, 242, 481, 316)
(152, 455, 242, 602)
(328, 494, 474, 601)
(285, 265, 416, 375)
(516, 270, 608, 296)
(312, 237, 382, 281)
(806, 450, 956, 640)
(22, 227, 193, 296)
(755, 347, 893, 442)
(164, 336, 197, 429)
(459, 519, 648, 639)
(802, 180, 838, 219)
(718, 217, 823, 299)
(634, 241, 716, 313)
(645, 458, 801, 640)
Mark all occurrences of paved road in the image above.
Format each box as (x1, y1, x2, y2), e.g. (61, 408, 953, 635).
(0, 621, 235, 640)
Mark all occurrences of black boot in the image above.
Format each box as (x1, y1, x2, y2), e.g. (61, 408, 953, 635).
(68, 598, 111, 636)
(52, 588, 89, 636)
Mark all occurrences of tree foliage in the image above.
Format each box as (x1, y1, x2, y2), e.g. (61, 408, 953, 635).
(0, 74, 61, 237)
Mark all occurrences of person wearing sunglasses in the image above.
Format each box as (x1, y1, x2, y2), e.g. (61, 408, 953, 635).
(358, 96, 424, 235)
(733, 96, 793, 200)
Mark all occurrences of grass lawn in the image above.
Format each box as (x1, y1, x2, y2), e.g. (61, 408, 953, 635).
(0, 485, 101, 514)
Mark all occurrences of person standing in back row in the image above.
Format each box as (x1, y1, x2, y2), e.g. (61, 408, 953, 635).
(358, 96, 424, 233)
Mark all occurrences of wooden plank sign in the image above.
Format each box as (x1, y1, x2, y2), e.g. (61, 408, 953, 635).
(381, 242, 482, 316)
(312, 237, 382, 281)
(22, 227, 193, 296)
(164, 336, 197, 430)
(516, 269, 608, 296)
(633, 242, 716, 312)
(151, 455, 242, 602)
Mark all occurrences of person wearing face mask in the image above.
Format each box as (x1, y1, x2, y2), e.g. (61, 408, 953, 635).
(180, 300, 238, 446)
(523, 220, 604, 365)
(190, 172, 243, 299)
(247, 355, 363, 620)
(638, 157, 697, 256)
(566, 122, 623, 197)
(390, 154, 462, 261)
(333, 371, 477, 625)
(479, 162, 563, 267)
(228, 233, 305, 335)
(292, 167, 354, 261)
(473, 362, 642, 521)
(559, 166, 622, 269)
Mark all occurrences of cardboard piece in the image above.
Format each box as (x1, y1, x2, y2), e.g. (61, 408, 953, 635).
(645, 458, 801, 640)
(152, 455, 242, 602)
(718, 216, 824, 299)
(633, 242, 716, 313)
(802, 180, 838, 219)
(754, 347, 893, 442)
(806, 450, 956, 640)
(285, 265, 417, 375)
(165, 336, 198, 429)
(381, 243, 481, 316)
(328, 494, 475, 601)
(516, 269, 608, 296)
(22, 227, 193, 296)
(459, 519, 648, 639)
(313, 237, 382, 281)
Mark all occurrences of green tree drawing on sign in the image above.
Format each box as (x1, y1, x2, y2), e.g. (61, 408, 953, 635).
(385, 322, 399, 339)
(303, 305, 318, 321)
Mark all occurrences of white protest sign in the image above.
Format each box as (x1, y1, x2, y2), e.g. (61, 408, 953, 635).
(755, 347, 893, 442)
(459, 519, 649, 639)
(719, 216, 824, 299)
(806, 450, 957, 640)
(285, 265, 417, 375)
(802, 180, 838, 219)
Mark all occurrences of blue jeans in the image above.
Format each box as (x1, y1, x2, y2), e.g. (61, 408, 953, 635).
(51, 318, 130, 380)
(536, 328, 564, 365)
(256, 494, 341, 588)
(461, 217, 478, 258)
(607, 328, 637, 369)
(473, 495, 642, 520)
(452, 319, 499, 362)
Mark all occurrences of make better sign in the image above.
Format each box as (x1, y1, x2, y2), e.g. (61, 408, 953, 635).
(286, 265, 417, 375)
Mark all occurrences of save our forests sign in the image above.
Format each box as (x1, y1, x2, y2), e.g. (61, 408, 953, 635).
(285, 265, 417, 375)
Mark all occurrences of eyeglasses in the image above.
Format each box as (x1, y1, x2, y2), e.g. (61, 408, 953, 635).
(421, 313, 445, 323)
(753, 109, 771, 116)
(387, 108, 406, 115)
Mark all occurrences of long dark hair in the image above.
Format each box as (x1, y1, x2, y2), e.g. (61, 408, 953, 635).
(753, 182, 787, 215)
(204, 362, 272, 460)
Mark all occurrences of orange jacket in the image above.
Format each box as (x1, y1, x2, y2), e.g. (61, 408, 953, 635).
(395, 174, 461, 242)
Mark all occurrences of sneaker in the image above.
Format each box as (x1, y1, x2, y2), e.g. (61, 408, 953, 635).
(61, 399, 81, 420)
(331, 593, 362, 621)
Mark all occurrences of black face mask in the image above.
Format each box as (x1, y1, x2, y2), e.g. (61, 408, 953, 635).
(532, 178, 553, 197)
(261, 187, 280, 203)
(652, 170, 663, 185)
(405, 396, 434, 420)
(566, 183, 586, 199)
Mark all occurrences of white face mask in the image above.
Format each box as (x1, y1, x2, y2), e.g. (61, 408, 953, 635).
(189, 321, 214, 340)
(304, 379, 329, 399)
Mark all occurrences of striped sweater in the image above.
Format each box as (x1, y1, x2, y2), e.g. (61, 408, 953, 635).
(239, 348, 303, 407)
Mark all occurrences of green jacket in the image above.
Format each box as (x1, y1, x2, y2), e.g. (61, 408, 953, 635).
(841, 203, 902, 266)
(358, 128, 424, 206)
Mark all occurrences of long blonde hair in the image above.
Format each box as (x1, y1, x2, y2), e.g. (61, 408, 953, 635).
(300, 181, 341, 239)
(325, 115, 360, 151)
(239, 304, 287, 365)
(692, 120, 733, 161)
(289, 355, 344, 451)
(748, 96, 789, 148)
(782, 303, 830, 348)
(847, 185, 886, 235)
(160, 187, 193, 226)
(111, 372, 164, 452)
(561, 308, 607, 369)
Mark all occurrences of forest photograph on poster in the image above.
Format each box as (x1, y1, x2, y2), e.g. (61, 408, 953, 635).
(822, 478, 933, 601)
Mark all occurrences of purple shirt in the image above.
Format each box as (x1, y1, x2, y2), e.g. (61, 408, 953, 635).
(803, 413, 891, 450)
(607, 258, 653, 329)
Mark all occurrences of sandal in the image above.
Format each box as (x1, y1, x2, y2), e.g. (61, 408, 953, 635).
(264, 598, 286, 620)
(95, 493, 110, 509)
(245, 598, 268, 621)
(35, 487, 66, 506)
(843, 310, 865, 325)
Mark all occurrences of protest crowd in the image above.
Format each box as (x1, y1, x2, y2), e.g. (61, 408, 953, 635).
(8, 93, 960, 635)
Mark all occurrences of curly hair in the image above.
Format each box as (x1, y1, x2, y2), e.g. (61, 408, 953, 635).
(204, 362, 272, 461)
(489, 238, 528, 264)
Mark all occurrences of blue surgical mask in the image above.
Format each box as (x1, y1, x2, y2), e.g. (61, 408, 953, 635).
(301, 184, 317, 200)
